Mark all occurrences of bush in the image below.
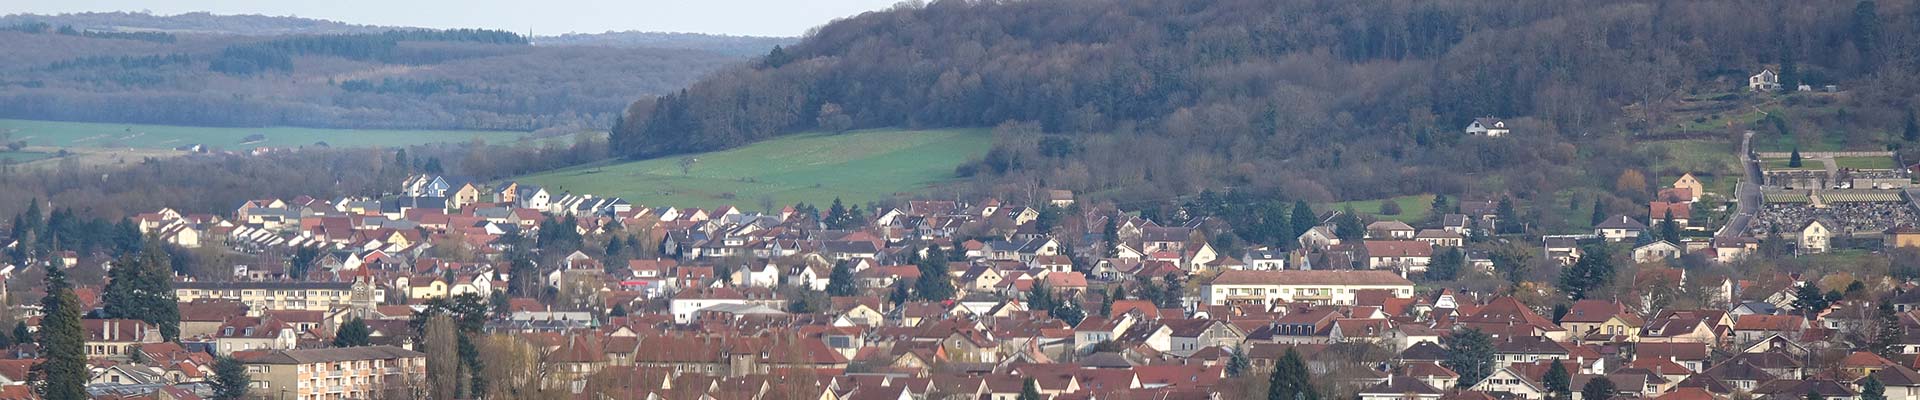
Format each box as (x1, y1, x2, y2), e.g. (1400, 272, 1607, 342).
(1380, 201, 1403, 215)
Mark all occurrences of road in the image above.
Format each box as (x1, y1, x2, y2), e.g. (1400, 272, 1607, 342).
(1719, 130, 1762, 237)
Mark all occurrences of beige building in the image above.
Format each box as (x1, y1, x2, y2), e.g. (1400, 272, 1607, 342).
(1202, 270, 1415, 306)
(237, 346, 426, 400)
(175, 280, 382, 313)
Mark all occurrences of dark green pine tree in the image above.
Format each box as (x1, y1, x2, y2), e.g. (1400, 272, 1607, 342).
(913, 246, 955, 301)
(1291, 201, 1317, 239)
(11, 322, 30, 345)
(1019, 377, 1042, 400)
(1543, 360, 1572, 399)
(1226, 345, 1251, 378)
(1906, 109, 1920, 142)
(1443, 328, 1496, 388)
(1789, 147, 1804, 168)
(102, 243, 182, 341)
(889, 281, 910, 307)
(37, 262, 89, 400)
(1026, 282, 1055, 314)
(1496, 196, 1520, 234)
(1268, 348, 1320, 400)
(1792, 283, 1833, 318)
(1590, 200, 1607, 227)
(1581, 376, 1617, 400)
(1426, 247, 1464, 281)
(1660, 209, 1681, 244)
(825, 198, 850, 229)
(1333, 210, 1365, 241)
(1558, 244, 1616, 301)
(1876, 299, 1906, 357)
(1864, 375, 1887, 400)
(1102, 216, 1120, 258)
(211, 356, 251, 400)
(333, 317, 372, 347)
(826, 260, 857, 296)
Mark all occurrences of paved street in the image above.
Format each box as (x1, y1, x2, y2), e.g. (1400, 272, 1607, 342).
(1720, 131, 1762, 237)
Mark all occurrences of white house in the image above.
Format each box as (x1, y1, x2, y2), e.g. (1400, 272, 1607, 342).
(1750, 69, 1780, 91)
(1799, 219, 1834, 254)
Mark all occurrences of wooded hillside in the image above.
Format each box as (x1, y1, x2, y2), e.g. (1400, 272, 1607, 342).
(612, 0, 1920, 202)
(0, 15, 769, 132)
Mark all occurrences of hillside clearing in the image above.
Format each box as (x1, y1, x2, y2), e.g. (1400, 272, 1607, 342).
(514, 128, 990, 209)
(1321, 194, 1436, 223)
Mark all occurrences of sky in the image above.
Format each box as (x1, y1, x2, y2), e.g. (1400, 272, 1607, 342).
(2, 0, 904, 37)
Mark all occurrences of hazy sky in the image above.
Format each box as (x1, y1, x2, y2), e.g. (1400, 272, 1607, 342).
(3, 0, 904, 37)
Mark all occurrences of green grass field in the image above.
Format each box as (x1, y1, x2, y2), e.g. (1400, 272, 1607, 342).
(1321, 194, 1436, 223)
(1642, 139, 1739, 177)
(0, 119, 527, 150)
(1833, 156, 1896, 170)
(1762, 158, 1822, 170)
(513, 128, 991, 208)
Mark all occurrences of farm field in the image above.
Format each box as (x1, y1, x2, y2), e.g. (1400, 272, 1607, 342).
(513, 128, 991, 208)
(0, 119, 528, 150)
(0, 151, 52, 163)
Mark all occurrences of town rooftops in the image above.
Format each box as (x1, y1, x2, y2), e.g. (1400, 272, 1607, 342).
(1207, 270, 1414, 286)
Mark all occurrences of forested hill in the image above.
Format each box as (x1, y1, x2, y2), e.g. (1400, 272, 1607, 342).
(611, 0, 1920, 201)
(0, 14, 768, 132)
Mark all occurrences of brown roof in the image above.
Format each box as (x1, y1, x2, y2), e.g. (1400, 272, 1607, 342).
(1733, 315, 1804, 332)
(1651, 201, 1693, 220)
(1208, 270, 1414, 287)
(1362, 240, 1433, 258)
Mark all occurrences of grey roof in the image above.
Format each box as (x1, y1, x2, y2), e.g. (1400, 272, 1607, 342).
(1595, 215, 1649, 230)
(240, 346, 423, 364)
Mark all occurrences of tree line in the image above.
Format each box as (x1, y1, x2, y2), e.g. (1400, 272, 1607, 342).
(209, 29, 527, 75)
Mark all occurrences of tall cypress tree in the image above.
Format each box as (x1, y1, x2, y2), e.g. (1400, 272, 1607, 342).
(1660, 209, 1681, 244)
(1102, 217, 1120, 258)
(1864, 375, 1887, 400)
(37, 261, 88, 400)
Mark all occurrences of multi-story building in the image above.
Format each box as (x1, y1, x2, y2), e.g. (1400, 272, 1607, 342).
(1202, 270, 1415, 306)
(236, 346, 426, 400)
(174, 280, 382, 313)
